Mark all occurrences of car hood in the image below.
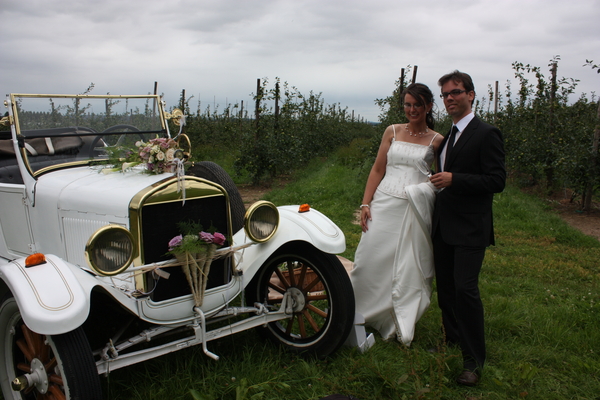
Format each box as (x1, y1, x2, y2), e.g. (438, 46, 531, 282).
(35, 166, 172, 218)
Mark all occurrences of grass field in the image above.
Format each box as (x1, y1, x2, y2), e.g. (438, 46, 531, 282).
(101, 156, 600, 400)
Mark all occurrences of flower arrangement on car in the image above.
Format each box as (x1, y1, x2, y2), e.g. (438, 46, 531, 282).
(167, 221, 227, 307)
(99, 137, 185, 175)
(136, 137, 182, 174)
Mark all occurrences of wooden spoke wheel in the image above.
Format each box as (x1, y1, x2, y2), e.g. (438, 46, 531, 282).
(0, 296, 102, 400)
(246, 242, 355, 358)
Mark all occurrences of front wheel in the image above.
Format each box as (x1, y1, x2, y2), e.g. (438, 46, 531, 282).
(246, 242, 355, 358)
(0, 295, 102, 400)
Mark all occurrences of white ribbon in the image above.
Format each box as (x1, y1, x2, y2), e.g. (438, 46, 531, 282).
(177, 114, 186, 137)
(173, 112, 187, 204)
(174, 157, 186, 205)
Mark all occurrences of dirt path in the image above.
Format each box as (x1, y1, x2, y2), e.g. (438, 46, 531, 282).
(237, 183, 273, 209)
(548, 199, 600, 241)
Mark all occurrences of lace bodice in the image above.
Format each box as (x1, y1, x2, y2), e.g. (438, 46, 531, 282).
(377, 139, 435, 199)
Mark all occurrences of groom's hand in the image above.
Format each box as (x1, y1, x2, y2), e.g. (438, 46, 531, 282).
(431, 172, 453, 189)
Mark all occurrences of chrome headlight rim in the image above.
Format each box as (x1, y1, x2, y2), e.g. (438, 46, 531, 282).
(85, 225, 135, 276)
(244, 201, 279, 243)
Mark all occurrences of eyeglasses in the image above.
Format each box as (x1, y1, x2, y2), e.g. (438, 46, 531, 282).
(440, 89, 467, 99)
(403, 103, 424, 110)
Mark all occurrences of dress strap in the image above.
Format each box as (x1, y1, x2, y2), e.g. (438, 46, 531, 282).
(428, 132, 439, 146)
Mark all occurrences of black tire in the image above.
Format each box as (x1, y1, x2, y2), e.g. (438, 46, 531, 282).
(245, 242, 355, 358)
(0, 295, 102, 400)
(187, 161, 245, 233)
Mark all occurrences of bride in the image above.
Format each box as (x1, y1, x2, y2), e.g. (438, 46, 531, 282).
(350, 83, 443, 345)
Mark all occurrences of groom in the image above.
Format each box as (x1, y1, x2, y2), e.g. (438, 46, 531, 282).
(430, 70, 506, 386)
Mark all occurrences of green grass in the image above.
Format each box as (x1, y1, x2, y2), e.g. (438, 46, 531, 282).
(103, 156, 600, 399)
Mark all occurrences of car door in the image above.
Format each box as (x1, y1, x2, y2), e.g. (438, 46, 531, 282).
(0, 183, 34, 258)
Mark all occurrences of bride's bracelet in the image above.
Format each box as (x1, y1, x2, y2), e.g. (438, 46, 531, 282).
(360, 204, 370, 208)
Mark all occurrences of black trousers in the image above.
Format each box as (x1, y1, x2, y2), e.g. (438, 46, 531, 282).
(433, 228, 486, 372)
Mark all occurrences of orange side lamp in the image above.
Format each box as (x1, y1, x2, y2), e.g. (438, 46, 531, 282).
(298, 204, 310, 213)
(25, 253, 46, 268)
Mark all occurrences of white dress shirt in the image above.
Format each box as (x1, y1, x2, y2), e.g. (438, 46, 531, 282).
(441, 112, 475, 171)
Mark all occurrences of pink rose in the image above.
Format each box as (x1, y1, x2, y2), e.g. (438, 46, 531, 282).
(168, 234, 183, 251)
(199, 231, 214, 243)
(212, 232, 226, 246)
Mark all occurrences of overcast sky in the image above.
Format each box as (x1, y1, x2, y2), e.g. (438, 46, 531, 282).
(1, 0, 598, 122)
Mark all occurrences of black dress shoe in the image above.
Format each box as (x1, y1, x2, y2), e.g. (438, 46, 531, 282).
(456, 370, 479, 386)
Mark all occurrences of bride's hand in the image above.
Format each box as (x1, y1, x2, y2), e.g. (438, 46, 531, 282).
(360, 207, 372, 232)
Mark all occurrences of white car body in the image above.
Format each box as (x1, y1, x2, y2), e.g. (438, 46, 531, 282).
(0, 93, 355, 399)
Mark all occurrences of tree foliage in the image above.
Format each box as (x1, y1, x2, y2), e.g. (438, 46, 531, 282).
(483, 57, 599, 205)
(177, 59, 600, 204)
(181, 78, 378, 184)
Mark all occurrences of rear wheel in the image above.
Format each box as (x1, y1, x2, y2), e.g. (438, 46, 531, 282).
(246, 242, 355, 358)
(0, 296, 102, 400)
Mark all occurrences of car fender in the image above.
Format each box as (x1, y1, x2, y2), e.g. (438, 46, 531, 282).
(233, 205, 346, 281)
(0, 254, 96, 335)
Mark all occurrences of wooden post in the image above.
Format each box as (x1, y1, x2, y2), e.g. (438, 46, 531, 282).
(412, 65, 418, 83)
(153, 81, 158, 117)
(546, 61, 558, 191)
(399, 68, 405, 94)
(494, 81, 499, 115)
(398, 68, 406, 118)
(255, 78, 261, 134)
(274, 81, 280, 132)
(584, 100, 600, 212)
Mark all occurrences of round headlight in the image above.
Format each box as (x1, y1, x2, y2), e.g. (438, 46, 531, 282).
(244, 201, 279, 243)
(85, 225, 135, 276)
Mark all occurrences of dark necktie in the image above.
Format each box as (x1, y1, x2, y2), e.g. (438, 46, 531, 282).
(444, 125, 459, 169)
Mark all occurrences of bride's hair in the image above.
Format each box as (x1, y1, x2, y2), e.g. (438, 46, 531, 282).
(402, 83, 435, 130)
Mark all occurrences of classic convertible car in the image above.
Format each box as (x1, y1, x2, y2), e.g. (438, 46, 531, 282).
(0, 93, 356, 399)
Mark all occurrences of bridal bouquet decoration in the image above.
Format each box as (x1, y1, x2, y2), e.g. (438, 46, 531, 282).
(167, 222, 226, 307)
(98, 136, 183, 175)
(136, 137, 180, 174)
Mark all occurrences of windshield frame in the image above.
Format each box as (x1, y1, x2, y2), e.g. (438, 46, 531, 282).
(4, 93, 172, 179)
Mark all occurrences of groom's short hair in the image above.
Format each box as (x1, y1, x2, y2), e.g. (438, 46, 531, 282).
(438, 70, 475, 105)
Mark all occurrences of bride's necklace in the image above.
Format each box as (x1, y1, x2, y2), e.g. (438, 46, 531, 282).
(405, 124, 428, 137)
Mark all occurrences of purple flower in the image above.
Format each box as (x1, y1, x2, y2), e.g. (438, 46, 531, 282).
(212, 232, 226, 246)
(199, 231, 214, 243)
(168, 234, 183, 251)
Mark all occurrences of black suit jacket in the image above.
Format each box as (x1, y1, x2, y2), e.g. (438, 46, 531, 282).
(432, 116, 506, 247)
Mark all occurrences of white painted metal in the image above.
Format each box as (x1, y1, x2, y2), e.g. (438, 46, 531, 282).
(0, 92, 353, 387)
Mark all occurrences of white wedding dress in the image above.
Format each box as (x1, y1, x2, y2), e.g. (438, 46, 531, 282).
(350, 129, 437, 345)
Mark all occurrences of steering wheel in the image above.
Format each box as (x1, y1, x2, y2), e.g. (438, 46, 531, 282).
(89, 125, 144, 158)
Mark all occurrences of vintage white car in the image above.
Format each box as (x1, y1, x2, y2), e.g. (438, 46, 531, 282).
(0, 93, 356, 399)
